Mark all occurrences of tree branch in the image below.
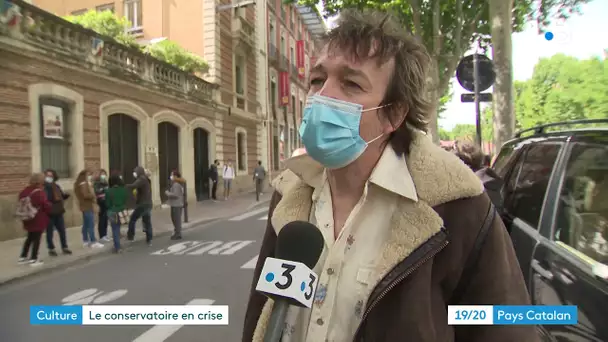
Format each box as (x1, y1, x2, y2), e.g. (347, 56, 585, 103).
(408, 0, 422, 39)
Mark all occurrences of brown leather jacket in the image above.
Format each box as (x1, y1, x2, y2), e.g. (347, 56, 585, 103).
(242, 131, 539, 342)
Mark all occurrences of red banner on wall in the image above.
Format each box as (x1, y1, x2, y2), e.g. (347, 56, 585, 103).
(296, 40, 305, 79)
(279, 71, 290, 106)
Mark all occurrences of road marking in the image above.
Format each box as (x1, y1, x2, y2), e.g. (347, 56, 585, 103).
(132, 298, 215, 342)
(62, 288, 128, 305)
(151, 240, 255, 256)
(241, 255, 258, 269)
(229, 207, 268, 221)
(258, 215, 267, 220)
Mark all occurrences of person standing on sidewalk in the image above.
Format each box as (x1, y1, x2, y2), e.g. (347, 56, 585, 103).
(17, 173, 51, 267)
(222, 160, 235, 201)
(209, 160, 219, 201)
(166, 170, 185, 240)
(94, 169, 111, 243)
(253, 161, 266, 201)
(74, 170, 104, 249)
(43, 169, 72, 256)
(105, 173, 127, 253)
(126, 166, 153, 246)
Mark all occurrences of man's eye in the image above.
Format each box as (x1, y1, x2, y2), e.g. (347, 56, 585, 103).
(310, 78, 325, 86)
(345, 80, 362, 90)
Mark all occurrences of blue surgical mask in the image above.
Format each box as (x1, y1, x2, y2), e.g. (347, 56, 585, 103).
(299, 94, 386, 169)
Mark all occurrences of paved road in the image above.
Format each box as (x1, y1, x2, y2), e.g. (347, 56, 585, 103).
(0, 202, 271, 342)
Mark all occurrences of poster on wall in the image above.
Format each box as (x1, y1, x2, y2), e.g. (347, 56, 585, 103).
(42, 105, 64, 139)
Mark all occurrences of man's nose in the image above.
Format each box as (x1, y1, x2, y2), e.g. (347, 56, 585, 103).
(317, 79, 341, 100)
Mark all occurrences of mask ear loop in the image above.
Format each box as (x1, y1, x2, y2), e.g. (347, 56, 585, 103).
(362, 104, 392, 145)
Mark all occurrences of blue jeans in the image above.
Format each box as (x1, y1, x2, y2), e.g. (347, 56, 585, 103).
(127, 205, 152, 243)
(110, 217, 121, 250)
(81, 210, 96, 243)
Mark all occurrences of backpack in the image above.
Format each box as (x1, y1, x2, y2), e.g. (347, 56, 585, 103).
(15, 188, 41, 221)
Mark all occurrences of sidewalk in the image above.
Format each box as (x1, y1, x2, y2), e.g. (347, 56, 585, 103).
(0, 191, 272, 286)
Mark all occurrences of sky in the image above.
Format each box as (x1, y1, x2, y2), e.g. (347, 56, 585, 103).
(318, 1, 608, 130)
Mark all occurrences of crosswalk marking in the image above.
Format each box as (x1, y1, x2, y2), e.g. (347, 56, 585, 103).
(132, 298, 215, 342)
(241, 255, 258, 269)
(258, 215, 267, 220)
(229, 207, 268, 221)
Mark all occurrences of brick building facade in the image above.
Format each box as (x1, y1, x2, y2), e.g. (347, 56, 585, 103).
(0, 2, 260, 240)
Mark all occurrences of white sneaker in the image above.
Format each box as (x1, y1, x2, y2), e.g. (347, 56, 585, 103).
(18, 257, 28, 264)
(101, 236, 112, 242)
(83, 242, 90, 248)
(90, 242, 104, 249)
(29, 260, 44, 267)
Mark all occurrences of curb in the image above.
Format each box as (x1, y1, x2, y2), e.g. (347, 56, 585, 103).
(0, 197, 272, 287)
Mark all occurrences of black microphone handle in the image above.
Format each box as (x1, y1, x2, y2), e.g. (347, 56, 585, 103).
(264, 299, 290, 342)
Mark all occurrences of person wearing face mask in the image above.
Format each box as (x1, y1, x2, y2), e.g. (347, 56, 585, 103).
(73, 170, 103, 249)
(43, 169, 72, 256)
(94, 169, 111, 243)
(126, 166, 153, 246)
(209, 160, 220, 201)
(243, 10, 536, 342)
(222, 159, 235, 200)
(165, 170, 186, 240)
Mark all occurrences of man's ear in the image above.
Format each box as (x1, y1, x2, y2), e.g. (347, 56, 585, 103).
(381, 103, 408, 134)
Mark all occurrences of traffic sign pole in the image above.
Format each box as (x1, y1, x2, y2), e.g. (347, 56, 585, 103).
(473, 53, 482, 147)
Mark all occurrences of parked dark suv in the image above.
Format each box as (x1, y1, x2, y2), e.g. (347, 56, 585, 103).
(492, 119, 608, 342)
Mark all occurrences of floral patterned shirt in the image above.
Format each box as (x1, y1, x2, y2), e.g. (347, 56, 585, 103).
(279, 145, 418, 342)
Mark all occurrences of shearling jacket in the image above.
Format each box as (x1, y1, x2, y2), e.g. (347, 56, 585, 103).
(242, 131, 539, 342)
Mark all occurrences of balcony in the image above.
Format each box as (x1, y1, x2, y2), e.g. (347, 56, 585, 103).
(232, 16, 255, 52)
(0, 0, 215, 103)
(268, 42, 279, 62)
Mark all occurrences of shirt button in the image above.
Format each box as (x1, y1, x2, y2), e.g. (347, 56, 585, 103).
(316, 318, 324, 325)
(327, 268, 334, 275)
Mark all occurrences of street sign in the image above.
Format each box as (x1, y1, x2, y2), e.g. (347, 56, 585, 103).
(456, 54, 495, 92)
(460, 93, 493, 103)
(216, 0, 255, 11)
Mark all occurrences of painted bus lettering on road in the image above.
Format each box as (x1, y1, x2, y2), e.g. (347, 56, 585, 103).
(151, 240, 255, 256)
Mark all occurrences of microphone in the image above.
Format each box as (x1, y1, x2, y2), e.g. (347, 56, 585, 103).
(255, 221, 324, 342)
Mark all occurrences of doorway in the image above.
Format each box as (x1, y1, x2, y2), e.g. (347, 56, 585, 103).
(158, 122, 180, 203)
(107, 114, 139, 208)
(193, 128, 210, 201)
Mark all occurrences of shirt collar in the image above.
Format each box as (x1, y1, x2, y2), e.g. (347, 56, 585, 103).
(283, 145, 418, 202)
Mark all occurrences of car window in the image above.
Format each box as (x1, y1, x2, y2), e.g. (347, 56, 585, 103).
(505, 143, 561, 228)
(493, 145, 516, 178)
(554, 143, 608, 265)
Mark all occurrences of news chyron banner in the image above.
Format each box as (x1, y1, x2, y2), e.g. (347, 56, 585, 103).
(30, 305, 228, 325)
(447, 305, 578, 325)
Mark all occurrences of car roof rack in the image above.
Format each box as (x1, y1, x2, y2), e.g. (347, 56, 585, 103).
(513, 118, 608, 139)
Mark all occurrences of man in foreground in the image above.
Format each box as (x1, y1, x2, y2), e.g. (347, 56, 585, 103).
(243, 9, 537, 342)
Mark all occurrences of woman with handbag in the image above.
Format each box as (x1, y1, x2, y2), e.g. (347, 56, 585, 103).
(43, 169, 72, 256)
(105, 173, 128, 253)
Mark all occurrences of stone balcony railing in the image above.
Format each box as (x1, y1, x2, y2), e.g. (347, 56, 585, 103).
(0, 0, 217, 104)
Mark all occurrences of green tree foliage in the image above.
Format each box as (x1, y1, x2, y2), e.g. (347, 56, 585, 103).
(480, 52, 607, 135)
(64, 9, 139, 48)
(63, 10, 208, 74)
(289, 0, 590, 137)
(144, 40, 209, 74)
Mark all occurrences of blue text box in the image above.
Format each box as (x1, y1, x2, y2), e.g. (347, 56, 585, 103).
(493, 305, 578, 325)
(30, 306, 83, 325)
